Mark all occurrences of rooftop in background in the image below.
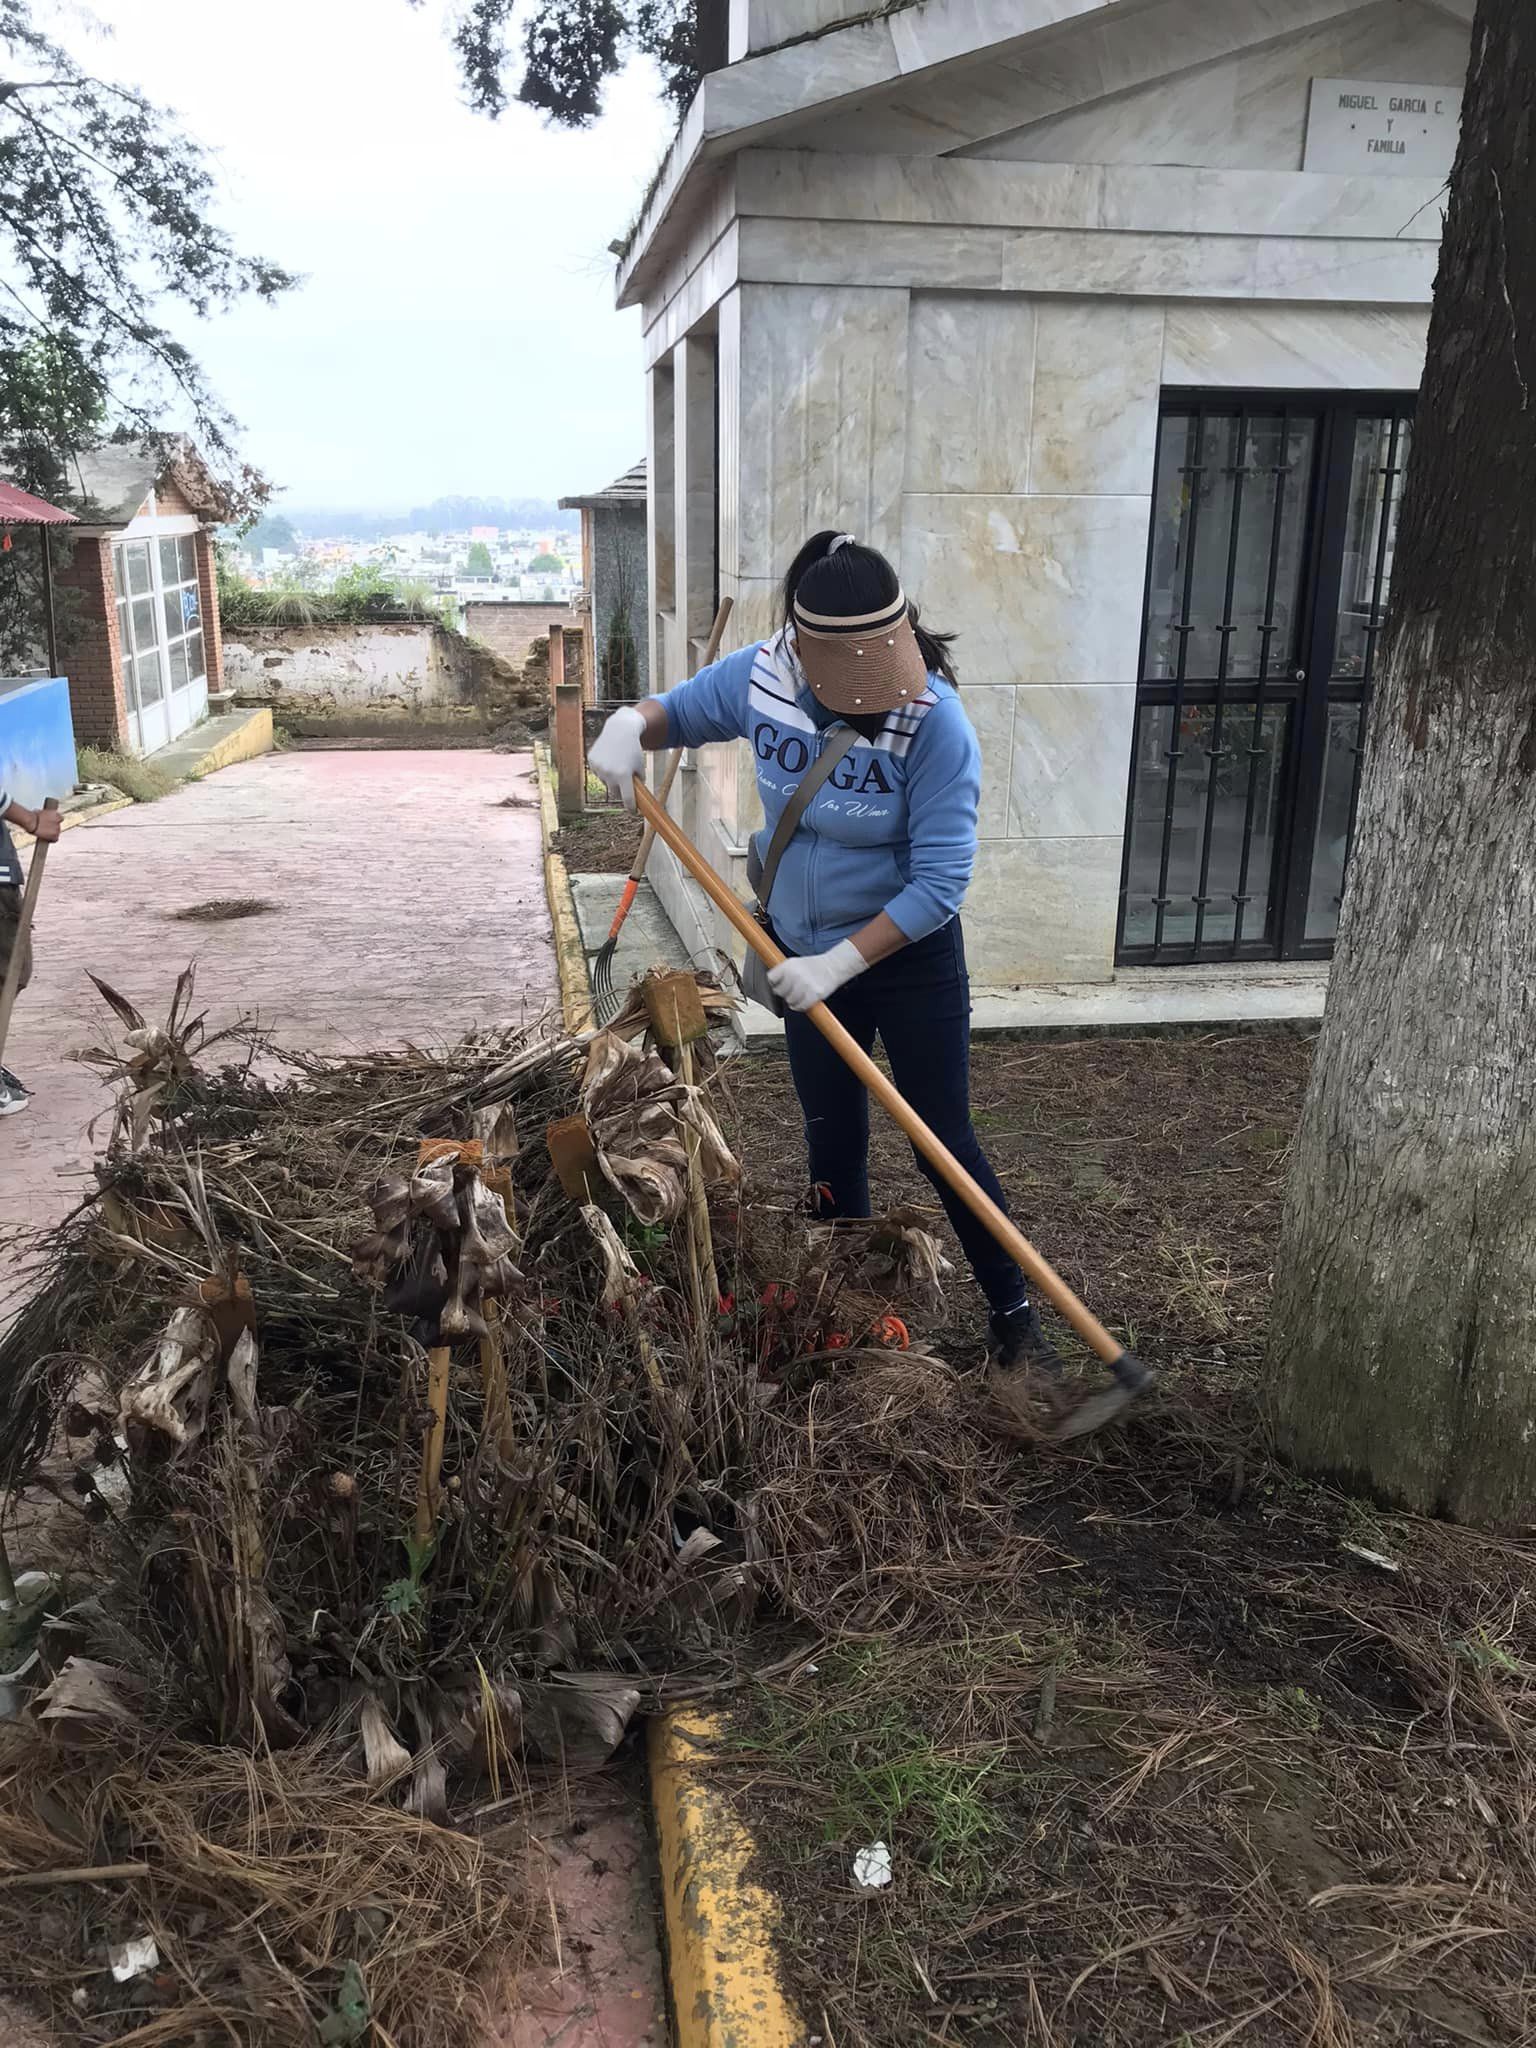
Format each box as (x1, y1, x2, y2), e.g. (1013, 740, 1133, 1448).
(0, 480, 78, 527)
(559, 460, 646, 513)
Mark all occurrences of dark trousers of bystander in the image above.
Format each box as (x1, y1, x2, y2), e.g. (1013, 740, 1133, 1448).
(0, 887, 31, 995)
(779, 917, 1027, 1316)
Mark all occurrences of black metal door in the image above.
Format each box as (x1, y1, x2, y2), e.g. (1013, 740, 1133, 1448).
(1117, 391, 1415, 965)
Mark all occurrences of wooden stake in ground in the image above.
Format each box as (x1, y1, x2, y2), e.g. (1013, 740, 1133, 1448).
(643, 971, 718, 1325)
(411, 1138, 481, 1546)
(479, 1163, 518, 1465)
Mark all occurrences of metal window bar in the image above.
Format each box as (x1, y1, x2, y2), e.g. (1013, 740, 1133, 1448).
(1151, 411, 1208, 953)
(1230, 408, 1293, 953)
(1191, 409, 1250, 956)
(1338, 413, 1406, 899)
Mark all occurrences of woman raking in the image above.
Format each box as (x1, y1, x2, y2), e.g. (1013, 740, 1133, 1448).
(589, 531, 1062, 1384)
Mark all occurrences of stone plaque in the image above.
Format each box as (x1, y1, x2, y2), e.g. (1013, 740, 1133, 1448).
(1303, 78, 1462, 178)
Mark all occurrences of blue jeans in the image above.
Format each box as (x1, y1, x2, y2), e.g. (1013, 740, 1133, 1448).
(780, 919, 1028, 1316)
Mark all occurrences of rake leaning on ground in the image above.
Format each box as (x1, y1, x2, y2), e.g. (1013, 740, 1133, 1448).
(589, 595, 733, 1024)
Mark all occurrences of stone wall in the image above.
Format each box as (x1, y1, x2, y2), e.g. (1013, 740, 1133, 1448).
(222, 619, 542, 737)
(462, 600, 581, 671)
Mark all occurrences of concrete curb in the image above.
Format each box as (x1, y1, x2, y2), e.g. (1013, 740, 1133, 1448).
(9, 790, 134, 848)
(649, 1709, 802, 2048)
(188, 705, 273, 777)
(534, 742, 594, 1032)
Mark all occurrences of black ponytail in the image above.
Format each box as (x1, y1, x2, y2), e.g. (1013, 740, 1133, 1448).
(780, 530, 959, 687)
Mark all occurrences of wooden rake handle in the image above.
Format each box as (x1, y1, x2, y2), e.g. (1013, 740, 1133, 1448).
(632, 777, 1134, 1373)
(0, 795, 58, 1075)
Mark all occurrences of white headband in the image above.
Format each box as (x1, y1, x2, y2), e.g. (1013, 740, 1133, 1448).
(828, 532, 856, 554)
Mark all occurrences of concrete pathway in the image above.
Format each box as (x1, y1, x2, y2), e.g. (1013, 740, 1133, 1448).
(1, 748, 555, 1272)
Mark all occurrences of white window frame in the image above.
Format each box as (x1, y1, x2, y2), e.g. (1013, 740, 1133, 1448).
(112, 503, 208, 754)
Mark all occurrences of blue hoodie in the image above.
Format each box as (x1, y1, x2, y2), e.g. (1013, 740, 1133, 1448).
(656, 633, 981, 959)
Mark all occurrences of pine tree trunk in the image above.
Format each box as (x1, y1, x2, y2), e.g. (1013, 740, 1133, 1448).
(1269, 0, 1536, 1525)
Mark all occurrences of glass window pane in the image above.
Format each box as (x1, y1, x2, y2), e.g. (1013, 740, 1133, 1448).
(131, 596, 158, 648)
(1142, 412, 1316, 683)
(178, 534, 198, 582)
(1123, 700, 1291, 951)
(163, 590, 185, 643)
(1305, 700, 1369, 942)
(168, 637, 190, 690)
(159, 536, 181, 583)
(116, 594, 130, 650)
(122, 541, 152, 597)
(181, 583, 200, 627)
(120, 647, 137, 709)
(136, 648, 165, 706)
(184, 627, 204, 681)
(1333, 416, 1413, 680)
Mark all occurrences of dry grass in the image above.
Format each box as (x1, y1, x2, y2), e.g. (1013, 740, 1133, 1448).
(75, 748, 178, 806)
(0, 1732, 536, 2045)
(715, 1042, 1536, 2048)
(166, 898, 280, 923)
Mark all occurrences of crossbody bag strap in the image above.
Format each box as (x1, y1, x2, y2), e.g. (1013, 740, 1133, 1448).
(757, 723, 862, 912)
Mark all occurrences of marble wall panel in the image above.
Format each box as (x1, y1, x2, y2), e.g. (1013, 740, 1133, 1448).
(963, 836, 1122, 983)
(905, 293, 1036, 495)
(1008, 683, 1136, 839)
(1029, 300, 1164, 496)
(960, 681, 1017, 840)
(736, 149, 1442, 243)
(968, 1, 1469, 171)
(1163, 303, 1430, 387)
(735, 282, 910, 581)
(903, 493, 1151, 690)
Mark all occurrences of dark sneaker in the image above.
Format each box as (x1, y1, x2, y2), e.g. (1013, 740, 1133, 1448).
(988, 1302, 1065, 1378)
(0, 1074, 28, 1118)
(986, 1303, 1068, 1435)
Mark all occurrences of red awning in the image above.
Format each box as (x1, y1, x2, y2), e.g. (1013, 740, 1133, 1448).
(0, 479, 77, 526)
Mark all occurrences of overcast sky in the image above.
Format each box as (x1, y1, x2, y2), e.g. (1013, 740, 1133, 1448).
(86, 1, 675, 510)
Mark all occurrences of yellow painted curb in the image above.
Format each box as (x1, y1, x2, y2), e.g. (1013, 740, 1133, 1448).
(649, 1709, 803, 2048)
(190, 706, 273, 775)
(534, 740, 594, 1033)
(10, 793, 134, 848)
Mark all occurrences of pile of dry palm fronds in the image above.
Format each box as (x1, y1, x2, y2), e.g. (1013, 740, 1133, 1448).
(0, 968, 959, 1752)
(0, 965, 998, 2038)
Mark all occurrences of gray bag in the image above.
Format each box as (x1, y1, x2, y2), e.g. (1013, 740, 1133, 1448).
(740, 725, 860, 1016)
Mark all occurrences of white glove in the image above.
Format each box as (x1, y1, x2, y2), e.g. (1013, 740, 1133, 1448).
(767, 939, 868, 1013)
(588, 704, 648, 808)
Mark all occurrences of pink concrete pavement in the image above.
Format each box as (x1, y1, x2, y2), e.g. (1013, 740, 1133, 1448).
(1, 749, 556, 1252)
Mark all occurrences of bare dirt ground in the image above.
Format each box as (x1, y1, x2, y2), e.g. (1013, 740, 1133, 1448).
(715, 1034, 1536, 2048)
(552, 806, 643, 875)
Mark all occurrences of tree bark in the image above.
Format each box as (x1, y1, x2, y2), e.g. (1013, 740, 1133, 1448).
(1269, 0, 1536, 1525)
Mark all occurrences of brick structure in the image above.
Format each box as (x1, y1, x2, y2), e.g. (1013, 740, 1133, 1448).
(56, 441, 231, 756)
(462, 599, 581, 672)
(54, 536, 128, 748)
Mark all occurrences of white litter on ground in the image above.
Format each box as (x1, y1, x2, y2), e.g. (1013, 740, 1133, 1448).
(108, 1937, 159, 1983)
(853, 1841, 893, 1890)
